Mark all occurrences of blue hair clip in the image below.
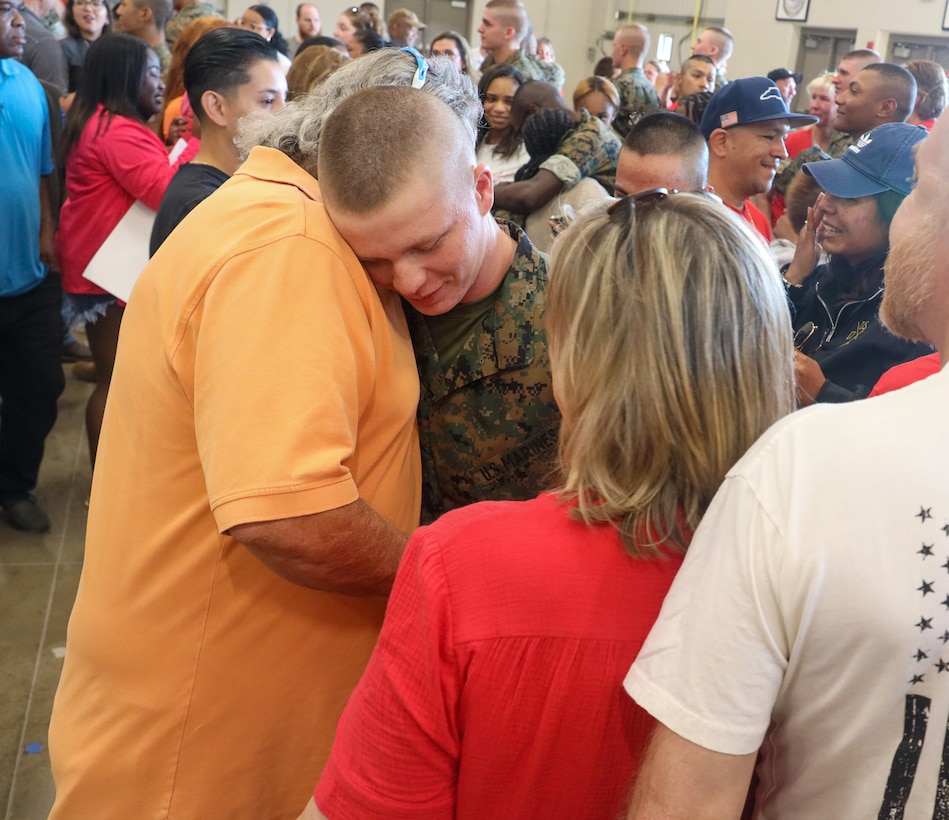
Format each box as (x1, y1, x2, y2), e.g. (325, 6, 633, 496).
(400, 46, 429, 89)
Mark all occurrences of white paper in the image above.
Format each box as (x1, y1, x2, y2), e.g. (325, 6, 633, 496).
(168, 138, 189, 164)
(81, 200, 156, 302)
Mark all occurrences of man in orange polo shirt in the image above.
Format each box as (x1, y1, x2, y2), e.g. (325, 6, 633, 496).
(45, 55, 450, 820)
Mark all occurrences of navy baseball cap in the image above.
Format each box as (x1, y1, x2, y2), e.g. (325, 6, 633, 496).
(699, 77, 818, 140)
(803, 122, 927, 197)
(768, 68, 803, 84)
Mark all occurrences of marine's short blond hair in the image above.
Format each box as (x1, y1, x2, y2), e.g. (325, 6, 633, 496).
(548, 194, 794, 556)
(318, 85, 473, 214)
(485, 0, 529, 38)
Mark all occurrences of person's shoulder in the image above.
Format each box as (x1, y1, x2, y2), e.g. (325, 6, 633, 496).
(734, 367, 949, 484)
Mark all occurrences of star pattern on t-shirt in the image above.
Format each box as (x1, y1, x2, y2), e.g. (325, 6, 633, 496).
(911, 506, 949, 686)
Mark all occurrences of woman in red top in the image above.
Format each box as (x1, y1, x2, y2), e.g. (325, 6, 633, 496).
(303, 192, 795, 820)
(784, 72, 837, 157)
(57, 33, 197, 469)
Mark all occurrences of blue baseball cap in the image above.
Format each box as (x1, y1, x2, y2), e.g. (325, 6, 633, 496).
(699, 77, 818, 140)
(803, 122, 927, 198)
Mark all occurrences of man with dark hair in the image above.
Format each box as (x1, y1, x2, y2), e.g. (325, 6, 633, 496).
(0, 0, 65, 533)
(615, 111, 708, 196)
(701, 76, 817, 241)
(288, 2, 320, 57)
(493, 80, 622, 214)
(20, 0, 67, 93)
(114, 0, 172, 76)
(834, 62, 916, 139)
(318, 84, 558, 523)
(149, 28, 286, 254)
(610, 23, 661, 138)
(165, 0, 221, 50)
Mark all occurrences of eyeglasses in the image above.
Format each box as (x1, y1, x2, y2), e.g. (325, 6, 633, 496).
(793, 320, 828, 353)
(607, 187, 694, 224)
(73, 0, 106, 7)
(400, 46, 428, 89)
(0, 2, 26, 19)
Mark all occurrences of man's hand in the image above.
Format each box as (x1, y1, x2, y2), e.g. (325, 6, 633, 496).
(39, 176, 57, 271)
(794, 349, 826, 406)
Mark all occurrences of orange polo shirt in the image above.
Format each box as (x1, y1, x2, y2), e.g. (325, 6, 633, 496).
(48, 147, 421, 819)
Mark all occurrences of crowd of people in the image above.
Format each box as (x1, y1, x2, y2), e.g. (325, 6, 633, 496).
(2, 0, 949, 816)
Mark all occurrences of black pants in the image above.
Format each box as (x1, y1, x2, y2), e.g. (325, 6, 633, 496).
(0, 273, 66, 500)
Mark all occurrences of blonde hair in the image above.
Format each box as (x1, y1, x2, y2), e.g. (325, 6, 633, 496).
(548, 194, 794, 556)
(806, 71, 835, 99)
(572, 76, 620, 111)
(286, 44, 349, 99)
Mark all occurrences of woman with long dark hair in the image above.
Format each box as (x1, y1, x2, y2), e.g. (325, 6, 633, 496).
(475, 63, 528, 184)
(57, 33, 198, 470)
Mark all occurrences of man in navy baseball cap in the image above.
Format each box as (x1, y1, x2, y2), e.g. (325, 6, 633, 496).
(767, 67, 804, 106)
(701, 76, 817, 240)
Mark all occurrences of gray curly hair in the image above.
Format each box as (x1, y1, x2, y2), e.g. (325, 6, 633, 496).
(235, 50, 482, 177)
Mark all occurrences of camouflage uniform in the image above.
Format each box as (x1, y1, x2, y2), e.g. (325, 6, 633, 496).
(502, 49, 563, 87)
(408, 221, 559, 523)
(154, 40, 172, 81)
(540, 109, 622, 193)
(774, 130, 853, 199)
(165, 0, 221, 49)
(613, 65, 662, 139)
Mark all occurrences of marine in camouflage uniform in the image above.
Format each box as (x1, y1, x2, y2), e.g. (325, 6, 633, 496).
(774, 130, 853, 200)
(541, 109, 622, 193)
(613, 65, 661, 139)
(165, 0, 221, 49)
(408, 221, 559, 523)
(502, 49, 563, 88)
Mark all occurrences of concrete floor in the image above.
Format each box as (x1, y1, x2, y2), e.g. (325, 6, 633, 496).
(0, 371, 92, 820)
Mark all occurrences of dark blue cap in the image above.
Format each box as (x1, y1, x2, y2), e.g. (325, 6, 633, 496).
(699, 76, 818, 140)
(803, 122, 927, 197)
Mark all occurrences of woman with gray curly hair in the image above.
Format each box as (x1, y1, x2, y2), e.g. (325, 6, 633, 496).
(236, 48, 481, 176)
(299, 190, 795, 820)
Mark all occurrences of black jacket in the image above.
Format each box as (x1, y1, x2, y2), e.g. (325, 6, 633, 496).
(788, 252, 934, 402)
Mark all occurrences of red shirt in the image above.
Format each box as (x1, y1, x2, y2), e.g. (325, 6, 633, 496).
(314, 493, 684, 819)
(57, 106, 198, 295)
(725, 198, 772, 242)
(869, 352, 941, 396)
(784, 125, 815, 158)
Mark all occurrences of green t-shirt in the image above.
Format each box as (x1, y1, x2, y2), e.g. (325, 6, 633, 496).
(423, 283, 503, 369)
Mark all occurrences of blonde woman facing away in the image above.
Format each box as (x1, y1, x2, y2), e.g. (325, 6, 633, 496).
(301, 188, 794, 819)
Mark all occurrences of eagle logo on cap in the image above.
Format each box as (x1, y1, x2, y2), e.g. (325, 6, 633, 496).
(759, 86, 784, 102)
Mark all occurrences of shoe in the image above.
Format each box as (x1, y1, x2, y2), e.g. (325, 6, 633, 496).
(73, 361, 97, 382)
(0, 494, 51, 533)
(62, 339, 93, 362)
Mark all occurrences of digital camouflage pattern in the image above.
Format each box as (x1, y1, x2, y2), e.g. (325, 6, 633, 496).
(540, 109, 622, 192)
(164, 0, 221, 49)
(612, 65, 662, 138)
(503, 49, 563, 88)
(407, 222, 559, 523)
(774, 130, 853, 198)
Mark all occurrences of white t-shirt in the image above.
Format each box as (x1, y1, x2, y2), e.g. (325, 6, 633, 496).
(476, 140, 529, 185)
(626, 364, 949, 819)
